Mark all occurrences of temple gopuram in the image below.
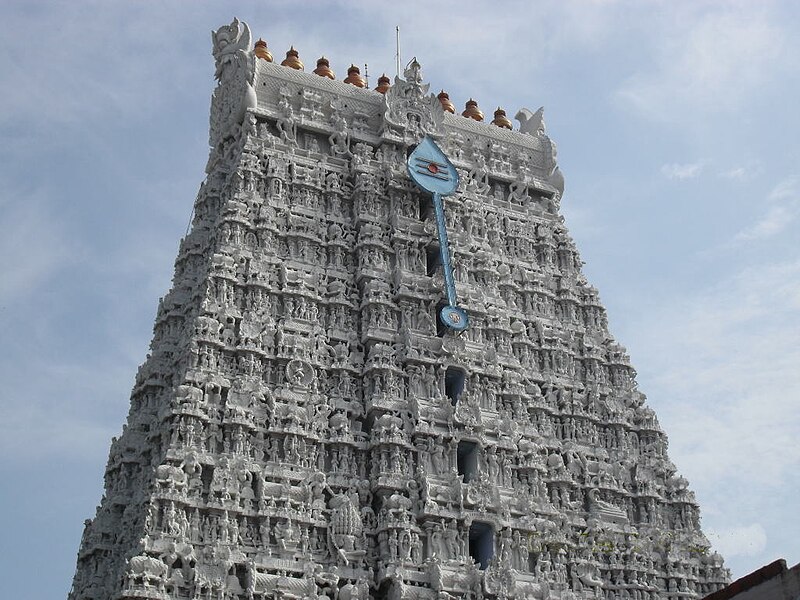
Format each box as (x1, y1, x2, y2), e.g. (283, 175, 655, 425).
(69, 18, 730, 600)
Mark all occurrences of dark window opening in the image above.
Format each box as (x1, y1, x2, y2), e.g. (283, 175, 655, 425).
(201, 464, 214, 494)
(457, 440, 479, 483)
(445, 367, 466, 406)
(469, 522, 494, 570)
(418, 194, 433, 221)
(426, 244, 443, 276)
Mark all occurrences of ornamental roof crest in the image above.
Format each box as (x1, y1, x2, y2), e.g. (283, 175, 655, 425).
(382, 58, 445, 142)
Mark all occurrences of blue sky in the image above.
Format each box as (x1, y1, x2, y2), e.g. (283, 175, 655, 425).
(1, 1, 798, 597)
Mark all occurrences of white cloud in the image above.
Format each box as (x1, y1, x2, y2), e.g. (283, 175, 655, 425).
(706, 524, 768, 558)
(768, 177, 798, 202)
(631, 257, 800, 499)
(734, 177, 799, 242)
(719, 167, 747, 180)
(661, 162, 703, 180)
(734, 205, 795, 241)
(616, 7, 787, 120)
(718, 162, 763, 182)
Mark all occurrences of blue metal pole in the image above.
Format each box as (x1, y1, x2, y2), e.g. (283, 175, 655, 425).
(432, 191, 458, 308)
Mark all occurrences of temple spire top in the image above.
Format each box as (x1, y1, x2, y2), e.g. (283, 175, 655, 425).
(437, 90, 456, 113)
(254, 38, 272, 62)
(280, 46, 304, 70)
(343, 64, 366, 88)
(462, 98, 484, 121)
(313, 56, 335, 79)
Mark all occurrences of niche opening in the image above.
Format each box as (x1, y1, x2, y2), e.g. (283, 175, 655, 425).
(457, 440, 479, 483)
(469, 522, 494, 570)
(445, 367, 466, 406)
(426, 244, 443, 276)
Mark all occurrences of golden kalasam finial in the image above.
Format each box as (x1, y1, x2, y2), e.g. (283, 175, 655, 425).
(343, 64, 366, 88)
(254, 39, 273, 62)
(437, 90, 456, 114)
(281, 46, 304, 70)
(462, 98, 484, 121)
(374, 73, 391, 94)
(491, 107, 513, 129)
(313, 56, 335, 79)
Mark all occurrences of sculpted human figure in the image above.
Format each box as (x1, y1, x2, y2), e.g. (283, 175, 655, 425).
(466, 151, 491, 195)
(275, 88, 298, 145)
(329, 112, 351, 156)
(444, 521, 461, 559)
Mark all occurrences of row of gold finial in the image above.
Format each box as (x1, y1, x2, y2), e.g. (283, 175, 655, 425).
(254, 39, 513, 129)
(440, 93, 512, 128)
(256, 39, 370, 88)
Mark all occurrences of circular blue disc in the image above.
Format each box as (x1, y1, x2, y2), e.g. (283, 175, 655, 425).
(439, 305, 469, 332)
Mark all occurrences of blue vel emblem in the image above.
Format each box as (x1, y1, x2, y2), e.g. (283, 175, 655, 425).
(407, 138, 469, 332)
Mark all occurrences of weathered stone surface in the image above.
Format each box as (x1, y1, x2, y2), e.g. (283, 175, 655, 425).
(68, 18, 730, 600)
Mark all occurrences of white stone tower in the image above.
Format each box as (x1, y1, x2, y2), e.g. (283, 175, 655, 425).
(68, 18, 730, 600)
